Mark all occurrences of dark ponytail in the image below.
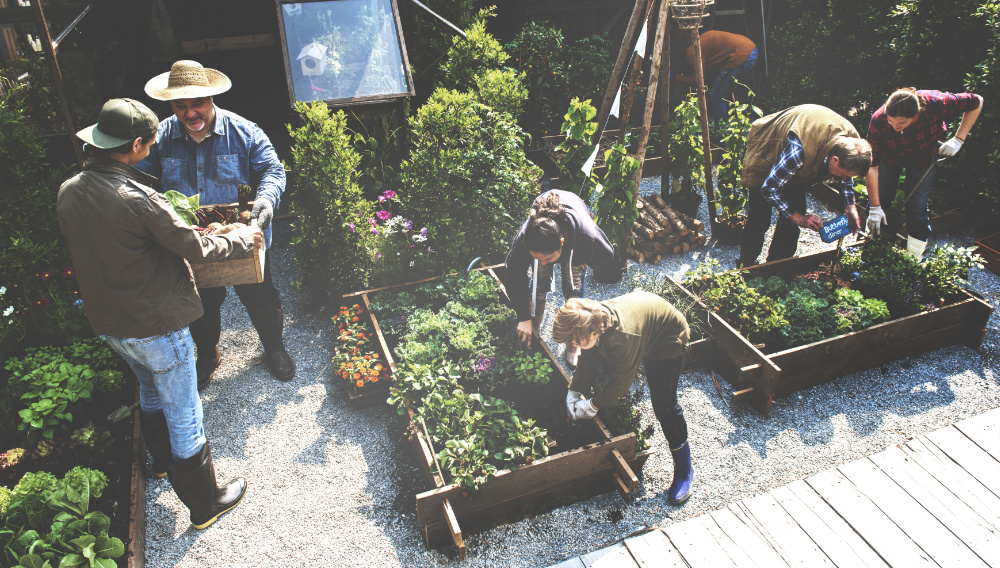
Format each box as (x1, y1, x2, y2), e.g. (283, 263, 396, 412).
(885, 87, 922, 118)
(524, 192, 568, 254)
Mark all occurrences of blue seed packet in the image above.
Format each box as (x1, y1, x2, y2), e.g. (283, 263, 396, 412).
(820, 215, 851, 243)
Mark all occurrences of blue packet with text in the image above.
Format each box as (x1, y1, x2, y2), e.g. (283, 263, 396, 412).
(820, 215, 851, 243)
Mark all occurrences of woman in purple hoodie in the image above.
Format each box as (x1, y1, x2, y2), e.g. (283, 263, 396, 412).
(504, 190, 614, 368)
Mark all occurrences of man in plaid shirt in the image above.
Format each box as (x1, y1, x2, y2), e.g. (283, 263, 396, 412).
(864, 89, 983, 258)
(739, 105, 872, 267)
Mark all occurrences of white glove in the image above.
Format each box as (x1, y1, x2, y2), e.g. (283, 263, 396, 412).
(566, 390, 585, 417)
(938, 137, 964, 157)
(251, 197, 273, 230)
(571, 398, 598, 420)
(866, 205, 886, 236)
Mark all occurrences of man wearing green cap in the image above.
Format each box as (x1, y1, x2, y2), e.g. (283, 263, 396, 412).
(137, 59, 295, 386)
(57, 98, 259, 530)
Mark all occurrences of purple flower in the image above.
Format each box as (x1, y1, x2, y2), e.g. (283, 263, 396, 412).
(368, 218, 376, 225)
(420, 227, 428, 237)
(404, 219, 413, 232)
(474, 355, 496, 373)
(370, 227, 379, 235)
(348, 222, 355, 233)
(376, 253, 382, 260)
(378, 195, 387, 203)
(376, 210, 391, 221)
(427, 247, 434, 253)
(61, 266, 76, 278)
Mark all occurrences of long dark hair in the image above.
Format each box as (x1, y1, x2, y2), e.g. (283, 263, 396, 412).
(524, 192, 569, 254)
(885, 87, 922, 118)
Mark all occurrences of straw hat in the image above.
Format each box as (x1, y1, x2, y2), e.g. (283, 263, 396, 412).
(144, 60, 232, 101)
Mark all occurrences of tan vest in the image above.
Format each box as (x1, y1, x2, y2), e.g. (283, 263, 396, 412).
(742, 104, 860, 188)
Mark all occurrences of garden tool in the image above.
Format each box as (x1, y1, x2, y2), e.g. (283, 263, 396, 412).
(107, 401, 139, 424)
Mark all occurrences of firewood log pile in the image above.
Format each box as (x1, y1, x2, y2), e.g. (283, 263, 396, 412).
(628, 193, 708, 263)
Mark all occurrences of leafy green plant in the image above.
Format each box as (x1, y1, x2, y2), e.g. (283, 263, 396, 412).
(594, 145, 640, 254)
(713, 85, 762, 222)
(600, 388, 655, 452)
(919, 244, 984, 305)
(0, 466, 122, 568)
(400, 87, 540, 273)
(16, 361, 95, 443)
(473, 68, 528, 121)
(667, 92, 705, 200)
(848, 239, 926, 316)
(509, 351, 553, 385)
(553, 97, 600, 201)
(436, 8, 508, 93)
(683, 260, 786, 344)
(286, 102, 374, 299)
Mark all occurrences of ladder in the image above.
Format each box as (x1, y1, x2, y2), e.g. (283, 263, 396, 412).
(710, 0, 749, 36)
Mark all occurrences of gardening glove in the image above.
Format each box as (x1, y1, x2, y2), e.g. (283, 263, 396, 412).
(251, 197, 273, 230)
(571, 398, 598, 421)
(938, 136, 964, 157)
(566, 390, 585, 418)
(866, 205, 886, 236)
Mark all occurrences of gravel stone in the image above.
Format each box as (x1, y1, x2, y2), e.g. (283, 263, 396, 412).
(143, 176, 1000, 567)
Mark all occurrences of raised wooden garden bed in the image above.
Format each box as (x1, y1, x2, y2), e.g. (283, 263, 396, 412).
(808, 183, 973, 235)
(356, 264, 654, 556)
(675, 248, 993, 417)
(975, 232, 1000, 277)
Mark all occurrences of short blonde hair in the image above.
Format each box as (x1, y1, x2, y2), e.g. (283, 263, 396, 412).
(552, 298, 611, 345)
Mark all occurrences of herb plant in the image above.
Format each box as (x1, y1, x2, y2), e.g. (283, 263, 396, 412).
(594, 144, 640, 254)
(667, 92, 705, 200)
(553, 97, 600, 201)
(683, 260, 786, 344)
(713, 85, 762, 222)
(510, 351, 553, 385)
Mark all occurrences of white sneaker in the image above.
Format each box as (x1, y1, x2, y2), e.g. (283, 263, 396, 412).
(566, 345, 579, 369)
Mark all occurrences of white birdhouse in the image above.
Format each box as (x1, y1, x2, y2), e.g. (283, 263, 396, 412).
(297, 42, 328, 76)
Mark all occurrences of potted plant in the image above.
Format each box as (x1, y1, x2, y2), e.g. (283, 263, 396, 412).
(665, 92, 704, 218)
(593, 144, 641, 282)
(712, 92, 762, 244)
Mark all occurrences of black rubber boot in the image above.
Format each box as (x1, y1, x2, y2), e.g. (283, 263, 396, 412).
(139, 412, 172, 478)
(190, 309, 222, 390)
(247, 306, 295, 381)
(167, 442, 247, 529)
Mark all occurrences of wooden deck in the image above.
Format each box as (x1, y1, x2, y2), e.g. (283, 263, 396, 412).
(549, 407, 1000, 568)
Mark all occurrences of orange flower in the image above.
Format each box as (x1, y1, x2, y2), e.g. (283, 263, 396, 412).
(356, 379, 365, 388)
(345, 362, 353, 368)
(353, 372, 361, 380)
(372, 376, 379, 383)
(352, 316, 359, 322)
(375, 363, 382, 371)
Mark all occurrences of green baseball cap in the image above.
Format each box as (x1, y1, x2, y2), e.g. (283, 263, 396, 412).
(76, 98, 159, 149)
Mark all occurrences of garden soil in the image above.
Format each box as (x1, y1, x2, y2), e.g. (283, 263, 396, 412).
(141, 175, 1000, 568)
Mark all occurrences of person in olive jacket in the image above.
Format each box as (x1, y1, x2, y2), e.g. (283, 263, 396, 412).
(551, 291, 693, 505)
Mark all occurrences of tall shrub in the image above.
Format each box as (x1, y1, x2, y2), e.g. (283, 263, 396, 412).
(286, 102, 374, 299)
(436, 8, 508, 93)
(399, 88, 541, 271)
(0, 92, 88, 360)
(963, 1, 1000, 219)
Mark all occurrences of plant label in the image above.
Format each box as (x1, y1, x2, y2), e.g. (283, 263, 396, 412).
(820, 215, 851, 243)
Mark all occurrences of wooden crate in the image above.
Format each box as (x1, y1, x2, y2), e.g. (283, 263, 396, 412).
(353, 264, 654, 555)
(189, 241, 264, 288)
(975, 232, 1000, 277)
(675, 248, 994, 417)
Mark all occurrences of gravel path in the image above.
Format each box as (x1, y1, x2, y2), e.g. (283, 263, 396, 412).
(143, 176, 1000, 567)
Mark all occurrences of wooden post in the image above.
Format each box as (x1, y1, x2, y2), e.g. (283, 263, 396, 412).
(30, 0, 83, 168)
(689, 10, 717, 231)
(594, 0, 653, 141)
(659, 2, 672, 183)
(632, 0, 671, 186)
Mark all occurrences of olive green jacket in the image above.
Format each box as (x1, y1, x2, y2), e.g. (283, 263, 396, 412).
(742, 104, 860, 188)
(570, 291, 689, 409)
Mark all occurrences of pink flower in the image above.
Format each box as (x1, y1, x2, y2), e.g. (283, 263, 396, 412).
(348, 223, 355, 233)
(382, 190, 396, 200)
(61, 266, 76, 278)
(37, 271, 53, 281)
(376, 210, 391, 221)
(368, 218, 376, 225)
(377, 195, 387, 203)
(376, 253, 382, 260)
(370, 227, 378, 235)
(32, 298, 51, 308)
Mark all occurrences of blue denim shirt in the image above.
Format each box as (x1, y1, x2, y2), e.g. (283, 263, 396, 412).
(137, 106, 285, 249)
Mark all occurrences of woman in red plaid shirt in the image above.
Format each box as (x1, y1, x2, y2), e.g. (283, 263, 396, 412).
(864, 88, 983, 258)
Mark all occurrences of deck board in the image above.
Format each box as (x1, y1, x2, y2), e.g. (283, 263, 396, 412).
(545, 409, 1000, 568)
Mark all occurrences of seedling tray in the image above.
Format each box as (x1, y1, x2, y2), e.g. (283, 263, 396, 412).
(675, 248, 993, 417)
(350, 264, 654, 556)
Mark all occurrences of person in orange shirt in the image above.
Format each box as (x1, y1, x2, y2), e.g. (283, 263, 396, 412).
(671, 30, 757, 121)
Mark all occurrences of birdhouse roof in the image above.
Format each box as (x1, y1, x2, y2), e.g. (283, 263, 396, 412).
(297, 42, 328, 60)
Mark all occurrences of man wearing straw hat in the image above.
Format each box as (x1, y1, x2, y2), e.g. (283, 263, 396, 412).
(58, 98, 259, 529)
(138, 60, 295, 387)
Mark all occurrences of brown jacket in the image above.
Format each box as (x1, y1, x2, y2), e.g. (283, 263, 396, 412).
(686, 30, 756, 72)
(742, 104, 860, 188)
(570, 291, 689, 410)
(57, 158, 254, 338)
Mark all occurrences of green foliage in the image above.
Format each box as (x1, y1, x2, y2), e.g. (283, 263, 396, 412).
(683, 260, 786, 344)
(0, 94, 89, 360)
(505, 23, 615, 137)
(667, 92, 705, 198)
(553, 97, 600, 201)
(778, 287, 834, 348)
(473, 68, 528, 120)
(68, 422, 113, 459)
(594, 145, 640, 254)
(400, 88, 540, 272)
(0, 487, 10, 521)
(436, 8, 508, 93)
(713, 85, 762, 221)
(406, 0, 478, 80)
(627, 272, 709, 341)
(16, 361, 94, 444)
(1, 467, 121, 568)
(368, 290, 417, 339)
(830, 288, 891, 333)
(919, 244, 984, 304)
(600, 388, 655, 452)
(850, 239, 926, 315)
(964, 1, 1000, 218)
(509, 351, 553, 385)
(286, 102, 374, 298)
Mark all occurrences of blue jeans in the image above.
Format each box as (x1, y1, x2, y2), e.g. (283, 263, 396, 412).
(707, 47, 758, 121)
(106, 328, 206, 461)
(876, 161, 937, 241)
